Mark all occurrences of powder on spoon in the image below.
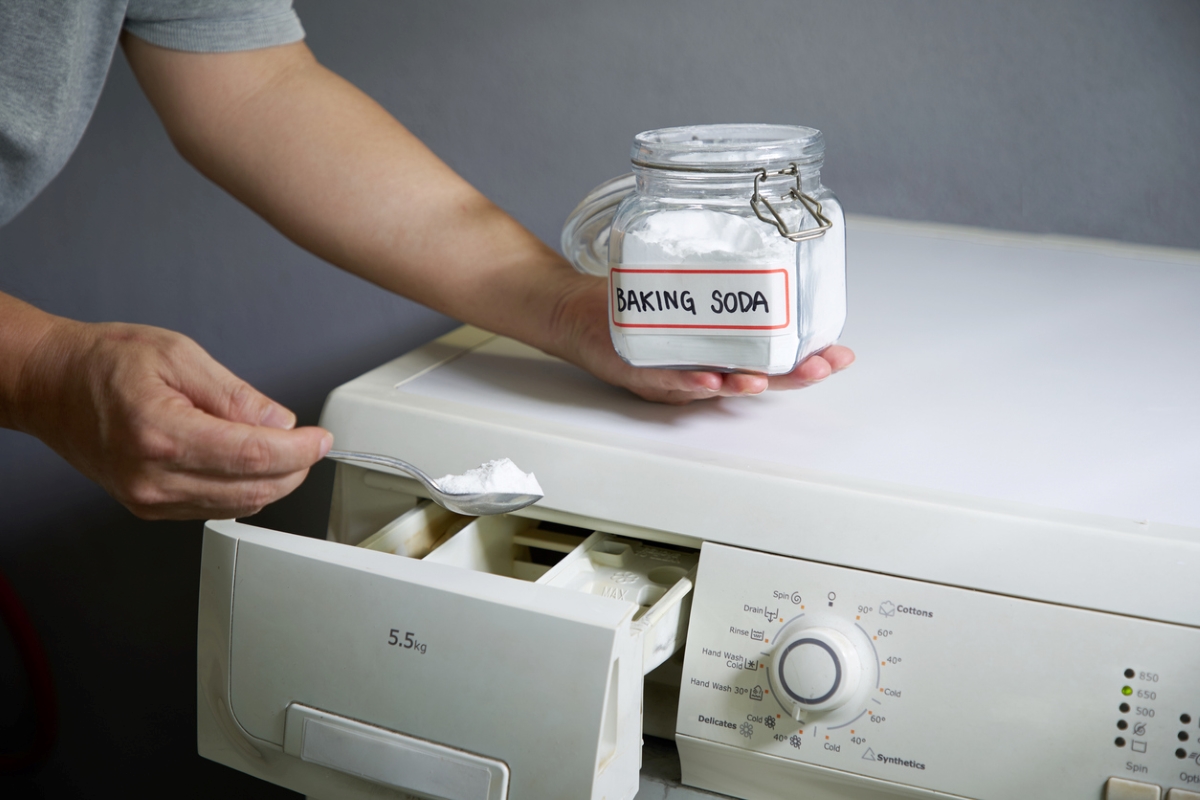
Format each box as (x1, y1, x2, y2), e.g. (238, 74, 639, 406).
(436, 458, 543, 496)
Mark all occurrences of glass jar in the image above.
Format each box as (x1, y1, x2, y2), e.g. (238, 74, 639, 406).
(562, 124, 846, 375)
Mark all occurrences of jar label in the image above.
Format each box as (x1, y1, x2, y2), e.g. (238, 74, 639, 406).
(610, 267, 793, 333)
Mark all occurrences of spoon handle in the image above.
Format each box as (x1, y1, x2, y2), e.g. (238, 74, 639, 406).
(325, 449, 439, 491)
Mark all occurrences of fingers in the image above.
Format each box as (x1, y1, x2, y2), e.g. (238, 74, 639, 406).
(167, 337, 297, 429)
(767, 346, 856, 391)
(35, 322, 326, 520)
(768, 355, 832, 390)
(621, 368, 718, 404)
(124, 465, 314, 521)
(621, 368, 764, 404)
(164, 400, 333, 477)
(593, 336, 853, 404)
(114, 406, 331, 519)
(820, 345, 856, 372)
(623, 345, 856, 402)
(721, 372, 769, 396)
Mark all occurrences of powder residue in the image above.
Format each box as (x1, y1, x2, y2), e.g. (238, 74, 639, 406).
(436, 458, 543, 496)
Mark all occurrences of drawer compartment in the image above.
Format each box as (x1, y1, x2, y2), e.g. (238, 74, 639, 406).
(197, 510, 694, 800)
(380, 503, 699, 672)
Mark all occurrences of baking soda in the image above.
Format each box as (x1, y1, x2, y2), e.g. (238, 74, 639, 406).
(562, 125, 848, 375)
(436, 459, 543, 496)
(622, 209, 783, 264)
(613, 204, 845, 374)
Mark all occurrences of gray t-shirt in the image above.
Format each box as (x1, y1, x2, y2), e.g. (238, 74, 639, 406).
(0, 0, 305, 227)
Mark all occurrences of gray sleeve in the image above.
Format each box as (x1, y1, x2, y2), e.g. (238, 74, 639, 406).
(123, 0, 304, 53)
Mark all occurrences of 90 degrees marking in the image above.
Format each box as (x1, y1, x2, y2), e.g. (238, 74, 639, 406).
(387, 629, 427, 655)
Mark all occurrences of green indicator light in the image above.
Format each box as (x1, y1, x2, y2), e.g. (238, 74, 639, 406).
(1122, 686, 1133, 696)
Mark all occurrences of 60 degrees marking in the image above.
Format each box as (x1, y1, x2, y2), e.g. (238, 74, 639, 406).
(387, 629, 427, 655)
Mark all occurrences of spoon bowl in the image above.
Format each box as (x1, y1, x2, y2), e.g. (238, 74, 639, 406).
(325, 449, 543, 516)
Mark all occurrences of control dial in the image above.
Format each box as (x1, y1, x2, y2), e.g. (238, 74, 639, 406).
(770, 625, 865, 720)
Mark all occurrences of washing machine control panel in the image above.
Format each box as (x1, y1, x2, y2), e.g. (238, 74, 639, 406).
(676, 543, 1200, 800)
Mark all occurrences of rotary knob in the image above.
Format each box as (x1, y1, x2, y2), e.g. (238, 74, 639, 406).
(770, 626, 863, 719)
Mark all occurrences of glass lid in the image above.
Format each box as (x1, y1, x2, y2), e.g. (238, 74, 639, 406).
(560, 172, 634, 277)
(631, 124, 824, 173)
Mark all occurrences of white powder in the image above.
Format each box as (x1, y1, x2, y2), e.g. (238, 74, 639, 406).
(435, 458, 543, 496)
(622, 209, 779, 264)
(613, 204, 845, 375)
(614, 203, 849, 376)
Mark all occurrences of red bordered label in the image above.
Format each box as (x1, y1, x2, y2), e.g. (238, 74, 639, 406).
(611, 267, 793, 333)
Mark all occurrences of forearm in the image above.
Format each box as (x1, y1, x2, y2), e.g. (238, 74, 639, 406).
(0, 292, 69, 431)
(122, 37, 581, 355)
(120, 35, 853, 406)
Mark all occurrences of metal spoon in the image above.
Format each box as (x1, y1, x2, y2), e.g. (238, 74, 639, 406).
(325, 449, 543, 516)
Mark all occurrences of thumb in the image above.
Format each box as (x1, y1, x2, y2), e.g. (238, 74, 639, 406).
(166, 339, 297, 430)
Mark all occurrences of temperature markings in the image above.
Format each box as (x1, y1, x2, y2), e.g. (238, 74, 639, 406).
(828, 709, 868, 730)
(855, 622, 882, 689)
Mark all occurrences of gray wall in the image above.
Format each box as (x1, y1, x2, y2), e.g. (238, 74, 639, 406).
(1, 1, 1196, 796)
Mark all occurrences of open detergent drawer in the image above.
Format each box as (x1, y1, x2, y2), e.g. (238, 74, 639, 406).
(197, 503, 697, 800)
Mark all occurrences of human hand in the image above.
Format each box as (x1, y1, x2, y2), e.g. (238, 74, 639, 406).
(548, 275, 855, 404)
(13, 320, 332, 520)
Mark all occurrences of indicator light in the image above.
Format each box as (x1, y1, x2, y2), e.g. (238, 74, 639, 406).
(1117, 720, 1128, 730)
(1180, 731, 1191, 741)
(1178, 748, 1189, 759)
(1115, 737, 1126, 747)
(1122, 686, 1133, 696)
(1120, 703, 1131, 713)
(1124, 668, 1135, 679)
(1183, 714, 1193, 725)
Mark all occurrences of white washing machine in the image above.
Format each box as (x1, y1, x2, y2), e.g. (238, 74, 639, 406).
(196, 218, 1200, 800)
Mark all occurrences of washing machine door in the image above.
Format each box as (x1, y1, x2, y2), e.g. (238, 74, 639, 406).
(197, 519, 644, 800)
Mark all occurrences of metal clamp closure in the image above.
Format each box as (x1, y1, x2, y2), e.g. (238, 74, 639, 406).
(751, 164, 832, 242)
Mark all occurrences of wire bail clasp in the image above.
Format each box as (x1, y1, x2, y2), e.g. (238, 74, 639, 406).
(750, 163, 833, 242)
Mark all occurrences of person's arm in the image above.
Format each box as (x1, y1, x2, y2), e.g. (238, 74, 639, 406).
(121, 37, 853, 403)
(0, 291, 330, 519)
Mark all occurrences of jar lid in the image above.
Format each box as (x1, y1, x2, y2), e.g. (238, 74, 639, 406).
(561, 125, 826, 275)
(632, 123, 824, 173)
(560, 172, 635, 276)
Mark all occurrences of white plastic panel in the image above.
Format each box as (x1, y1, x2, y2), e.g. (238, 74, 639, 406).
(410, 518, 699, 676)
(1105, 777, 1163, 800)
(198, 520, 644, 800)
(536, 532, 698, 673)
(392, 225, 1200, 530)
(677, 543, 1200, 800)
(357, 499, 468, 559)
(283, 704, 508, 800)
(675, 735, 962, 800)
(316, 224, 1200, 631)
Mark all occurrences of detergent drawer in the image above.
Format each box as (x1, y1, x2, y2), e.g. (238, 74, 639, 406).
(197, 517, 661, 800)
